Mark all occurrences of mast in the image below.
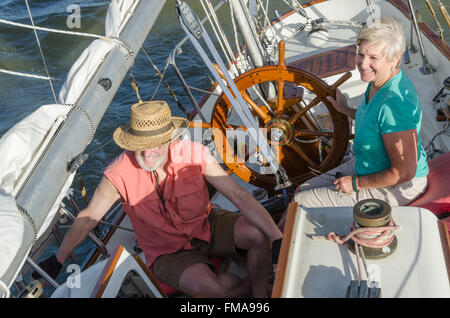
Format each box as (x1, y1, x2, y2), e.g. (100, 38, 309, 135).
(229, 0, 266, 68)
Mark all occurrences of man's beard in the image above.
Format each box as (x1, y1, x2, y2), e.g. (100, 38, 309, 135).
(135, 150, 168, 172)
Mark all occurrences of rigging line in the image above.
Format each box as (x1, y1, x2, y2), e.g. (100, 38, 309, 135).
(239, 0, 268, 63)
(257, 0, 277, 41)
(186, 85, 220, 96)
(149, 57, 170, 101)
(0, 68, 62, 81)
(0, 18, 133, 56)
(205, 0, 237, 66)
(180, 11, 279, 174)
(280, 0, 310, 20)
(86, 138, 115, 156)
(211, 0, 236, 60)
(229, 0, 245, 74)
(199, 0, 233, 67)
(141, 47, 189, 116)
(24, 0, 57, 103)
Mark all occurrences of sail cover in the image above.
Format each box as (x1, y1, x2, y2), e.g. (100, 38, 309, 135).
(58, 40, 116, 105)
(105, 0, 141, 37)
(0, 104, 73, 286)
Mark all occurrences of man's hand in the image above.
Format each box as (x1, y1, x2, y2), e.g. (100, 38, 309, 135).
(31, 255, 63, 280)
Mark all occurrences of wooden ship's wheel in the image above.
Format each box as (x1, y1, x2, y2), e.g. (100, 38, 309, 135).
(211, 41, 351, 190)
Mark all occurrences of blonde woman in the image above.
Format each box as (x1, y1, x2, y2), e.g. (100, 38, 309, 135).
(293, 17, 429, 208)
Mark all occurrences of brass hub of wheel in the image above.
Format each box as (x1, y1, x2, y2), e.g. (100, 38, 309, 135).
(265, 118, 295, 146)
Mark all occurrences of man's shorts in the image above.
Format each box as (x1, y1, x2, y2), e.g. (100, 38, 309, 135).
(152, 209, 241, 290)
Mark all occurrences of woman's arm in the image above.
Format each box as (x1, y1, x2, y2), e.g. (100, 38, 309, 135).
(335, 129, 418, 192)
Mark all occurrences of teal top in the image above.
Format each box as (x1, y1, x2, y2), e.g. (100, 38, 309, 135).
(354, 69, 429, 178)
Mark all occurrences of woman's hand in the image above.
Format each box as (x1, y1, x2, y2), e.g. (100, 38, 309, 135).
(333, 176, 354, 193)
(326, 90, 355, 119)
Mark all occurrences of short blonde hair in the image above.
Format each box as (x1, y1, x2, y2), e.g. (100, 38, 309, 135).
(356, 17, 406, 62)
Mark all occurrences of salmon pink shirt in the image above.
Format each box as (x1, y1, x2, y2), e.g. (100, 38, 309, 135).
(104, 139, 213, 267)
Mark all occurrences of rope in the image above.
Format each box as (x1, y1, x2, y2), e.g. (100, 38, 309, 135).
(312, 219, 399, 249)
(24, 0, 57, 103)
(312, 219, 399, 281)
(257, 0, 278, 41)
(0, 18, 134, 56)
(240, 0, 268, 63)
(143, 53, 171, 101)
(199, 0, 226, 60)
(425, 121, 450, 159)
(229, 0, 246, 74)
(206, 0, 237, 64)
(0, 68, 62, 81)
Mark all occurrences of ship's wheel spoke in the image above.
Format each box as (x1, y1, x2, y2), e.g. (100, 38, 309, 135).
(287, 140, 318, 169)
(213, 63, 273, 125)
(241, 90, 272, 124)
(276, 79, 286, 113)
(288, 96, 321, 125)
(295, 129, 333, 139)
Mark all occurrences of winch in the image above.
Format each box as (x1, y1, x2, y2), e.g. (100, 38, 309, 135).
(349, 199, 398, 259)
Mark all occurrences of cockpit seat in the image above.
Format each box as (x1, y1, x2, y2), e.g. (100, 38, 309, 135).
(408, 152, 450, 218)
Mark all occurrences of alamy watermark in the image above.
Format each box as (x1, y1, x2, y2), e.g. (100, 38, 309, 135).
(66, 264, 81, 288)
(175, 124, 285, 175)
(66, 4, 81, 29)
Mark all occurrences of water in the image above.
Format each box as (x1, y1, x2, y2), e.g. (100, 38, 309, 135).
(0, 0, 448, 293)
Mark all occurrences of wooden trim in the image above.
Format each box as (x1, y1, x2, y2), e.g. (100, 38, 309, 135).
(90, 245, 124, 298)
(288, 45, 357, 78)
(387, 0, 450, 59)
(272, 201, 299, 298)
(437, 219, 450, 281)
(134, 255, 168, 298)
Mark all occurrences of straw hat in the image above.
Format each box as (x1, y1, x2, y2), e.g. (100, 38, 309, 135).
(113, 100, 189, 151)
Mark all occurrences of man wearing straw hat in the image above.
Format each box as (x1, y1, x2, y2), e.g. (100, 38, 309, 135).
(34, 100, 282, 298)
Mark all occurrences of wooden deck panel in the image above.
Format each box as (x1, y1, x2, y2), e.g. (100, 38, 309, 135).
(288, 45, 357, 78)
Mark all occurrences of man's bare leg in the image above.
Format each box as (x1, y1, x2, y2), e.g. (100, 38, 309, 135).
(234, 216, 271, 297)
(178, 263, 250, 298)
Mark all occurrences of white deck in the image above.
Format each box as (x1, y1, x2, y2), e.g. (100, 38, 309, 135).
(278, 205, 450, 298)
